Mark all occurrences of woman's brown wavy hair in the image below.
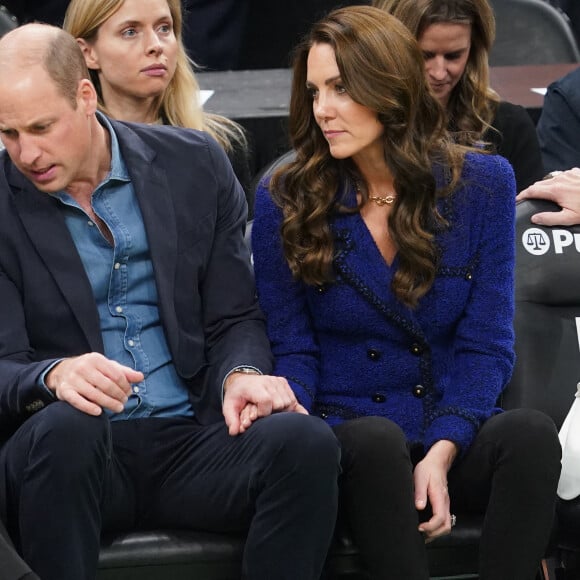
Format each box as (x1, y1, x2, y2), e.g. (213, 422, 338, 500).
(270, 5, 466, 309)
(375, 0, 499, 144)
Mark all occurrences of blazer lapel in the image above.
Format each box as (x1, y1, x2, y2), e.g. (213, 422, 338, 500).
(332, 210, 426, 341)
(9, 169, 103, 351)
(114, 122, 178, 348)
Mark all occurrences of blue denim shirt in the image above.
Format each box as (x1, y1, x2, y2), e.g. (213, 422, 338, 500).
(51, 116, 193, 420)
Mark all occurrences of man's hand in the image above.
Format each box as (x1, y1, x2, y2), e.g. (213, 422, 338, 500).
(222, 373, 307, 436)
(516, 167, 580, 226)
(45, 352, 144, 416)
(414, 440, 458, 542)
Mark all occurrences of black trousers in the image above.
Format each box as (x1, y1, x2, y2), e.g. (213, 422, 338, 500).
(334, 409, 562, 580)
(0, 402, 341, 580)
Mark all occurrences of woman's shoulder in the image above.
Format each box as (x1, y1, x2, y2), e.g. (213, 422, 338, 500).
(452, 152, 517, 210)
(491, 100, 536, 132)
(461, 151, 515, 186)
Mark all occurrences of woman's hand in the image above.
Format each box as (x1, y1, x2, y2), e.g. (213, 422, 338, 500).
(414, 439, 458, 542)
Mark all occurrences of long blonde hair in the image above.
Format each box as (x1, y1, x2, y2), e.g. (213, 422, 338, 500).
(63, 0, 245, 151)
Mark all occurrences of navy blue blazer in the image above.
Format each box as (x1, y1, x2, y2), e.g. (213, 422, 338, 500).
(0, 119, 272, 438)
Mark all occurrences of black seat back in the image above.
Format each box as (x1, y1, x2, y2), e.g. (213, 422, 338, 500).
(489, 0, 580, 66)
(0, 5, 17, 38)
(502, 199, 580, 428)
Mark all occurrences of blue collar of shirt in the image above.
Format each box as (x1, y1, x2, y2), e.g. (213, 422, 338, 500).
(96, 112, 130, 184)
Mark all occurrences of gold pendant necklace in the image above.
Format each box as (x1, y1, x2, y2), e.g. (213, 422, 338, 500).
(354, 179, 397, 206)
(369, 194, 396, 206)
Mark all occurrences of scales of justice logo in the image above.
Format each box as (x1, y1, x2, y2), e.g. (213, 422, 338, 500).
(522, 228, 580, 256)
(522, 228, 550, 255)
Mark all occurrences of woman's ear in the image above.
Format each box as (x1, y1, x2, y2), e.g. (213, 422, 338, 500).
(76, 38, 100, 71)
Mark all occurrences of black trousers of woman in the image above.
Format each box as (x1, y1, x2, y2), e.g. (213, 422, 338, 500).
(334, 409, 561, 580)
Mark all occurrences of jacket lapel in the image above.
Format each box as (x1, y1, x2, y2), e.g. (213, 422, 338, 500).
(9, 167, 103, 351)
(331, 210, 426, 341)
(113, 122, 178, 349)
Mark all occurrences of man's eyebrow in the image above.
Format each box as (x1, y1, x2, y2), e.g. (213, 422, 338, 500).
(28, 117, 54, 126)
(0, 118, 55, 132)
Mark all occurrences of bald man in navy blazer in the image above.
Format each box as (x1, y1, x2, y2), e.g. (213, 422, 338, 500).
(0, 24, 340, 580)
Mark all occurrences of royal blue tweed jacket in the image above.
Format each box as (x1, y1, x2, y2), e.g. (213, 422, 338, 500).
(252, 152, 516, 455)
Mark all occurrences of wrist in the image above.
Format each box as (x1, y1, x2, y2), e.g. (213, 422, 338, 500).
(223, 366, 262, 394)
(230, 366, 261, 376)
(427, 440, 458, 470)
(44, 362, 62, 393)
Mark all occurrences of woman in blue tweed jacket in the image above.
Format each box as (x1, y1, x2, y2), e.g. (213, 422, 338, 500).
(252, 6, 561, 580)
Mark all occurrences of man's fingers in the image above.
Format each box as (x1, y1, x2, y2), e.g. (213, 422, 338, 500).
(254, 396, 273, 418)
(531, 208, 578, 227)
(222, 399, 242, 435)
(82, 368, 130, 405)
(263, 378, 296, 411)
(64, 379, 126, 414)
(63, 365, 130, 411)
(99, 359, 143, 397)
(261, 376, 302, 412)
(222, 374, 305, 434)
(58, 388, 103, 416)
(46, 353, 144, 416)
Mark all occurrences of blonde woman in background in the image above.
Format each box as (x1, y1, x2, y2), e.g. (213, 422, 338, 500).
(374, 0, 544, 192)
(64, 0, 253, 210)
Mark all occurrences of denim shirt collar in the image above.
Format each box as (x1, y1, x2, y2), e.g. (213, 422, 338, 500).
(96, 111, 130, 184)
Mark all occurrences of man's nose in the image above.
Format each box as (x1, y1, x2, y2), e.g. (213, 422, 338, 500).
(18, 136, 42, 166)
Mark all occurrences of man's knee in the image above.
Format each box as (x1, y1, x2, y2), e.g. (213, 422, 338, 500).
(250, 412, 340, 473)
(29, 401, 108, 441)
(4, 402, 110, 471)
